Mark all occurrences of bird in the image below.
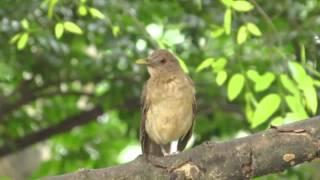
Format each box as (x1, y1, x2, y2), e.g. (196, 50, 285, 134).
(136, 49, 196, 157)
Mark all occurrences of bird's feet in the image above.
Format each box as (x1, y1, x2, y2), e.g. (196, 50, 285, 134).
(163, 151, 180, 156)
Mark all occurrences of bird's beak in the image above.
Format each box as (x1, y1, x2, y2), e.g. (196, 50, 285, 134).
(135, 59, 149, 65)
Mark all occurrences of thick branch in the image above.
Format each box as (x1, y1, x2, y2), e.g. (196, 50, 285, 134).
(46, 116, 320, 180)
(0, 106, 103, 157)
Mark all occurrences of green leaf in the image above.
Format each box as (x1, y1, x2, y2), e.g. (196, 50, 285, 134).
(224, 8, 232, 35)
(211, 57, 227, 72)
(245, 100, 254, 121)
(288, 61, 307, 83)
(280, 74, 299, 95)
(246, 69, 259, 82)
(177, 57, 189, 73)
(300, 43, 306, 64)
(196, 58, 214, 72)
(78, 5, 88, 16)
(220, 0, 234, 7)
(9, 33, 21, 44)
(270, 116, 284, 126)
(17, 33, 29, 50)
(89, 7, 105, 19)
(285, 95, 308, 118)
(254, 72, 275, 92)
(21, 19, 29, 29)
(251, 94, 281, 128)
(95, 81, 110, 96)
(237, 25, 247, 44)
(48, 0, 58, 19)
(246, 22, 261, 36)
(303, 86, 318, 114)
(211, 28, 225, 38)
(112, 26, 120, 37)
(245, 92, 256, 122)
(216, 70, 227, 86)
(63, 21, 83, 34)
(247, 70, 275, 91)
(284, 112, 308, 122)
(54, 23, 64, 39)
(227, 73, 245, 101)
(232, 0, 254, 12)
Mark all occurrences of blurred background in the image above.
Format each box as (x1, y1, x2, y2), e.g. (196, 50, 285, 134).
(0, 0, 320, 179)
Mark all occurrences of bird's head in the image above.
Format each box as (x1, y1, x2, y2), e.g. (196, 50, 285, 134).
(136, 49, 182, 77)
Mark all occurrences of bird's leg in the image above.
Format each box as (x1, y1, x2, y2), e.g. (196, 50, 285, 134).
(170, 141, 180, 155)
(160, 143, 171, 156)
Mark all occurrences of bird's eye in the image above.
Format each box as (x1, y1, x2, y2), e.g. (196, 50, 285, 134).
(160, 58, 166, 64)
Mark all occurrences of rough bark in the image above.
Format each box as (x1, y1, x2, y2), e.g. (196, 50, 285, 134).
(45, 116, 320, 180)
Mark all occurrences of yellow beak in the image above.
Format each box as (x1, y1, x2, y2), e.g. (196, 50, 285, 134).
(135, 59, 148, 65)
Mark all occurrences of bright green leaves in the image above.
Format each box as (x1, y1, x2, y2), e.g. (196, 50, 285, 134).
(78, 5, 88, 16)
(220, 0, 254, 12)
(47, 0, 58, 19)
(211, 27, 225, 38)
(63, 21, 83, 34)
(196, 57, 228, 86)
(224, 8, 232, 35)
(251, 94, 281, 128)
(221, 0, 256, 38)
(246, 23, 262, 36)
(177, 57, 189, 73)
(227, 73, 245, 101)
(212, 58, 227, 72)
(303, 84, 317, 114)
(55, 23, 64, 39)
(285, 95, 308, 120)
(10, 32, 29, 50)
(288, 61, 307, 83)
(237, 23, 262, 44)
(77, 0, 105, 19)
(280, 74, 299, 95)
(21, 19, 29, 29)
(196, 58, 214, 72)
(237, 25, 247, 44)
(243, 61, 317, 128)
(220, 0, 234, 7)
(9, 19, 32, 50)
(112, 26, 121, 37)
(216, 71, 228, 86)
(288, 61, 318, 114)
(196, 57, 227, 72)
(17, 33, 29, 50)
(53, 21, 83, 39)
(89, 8, 105, 19)
(232, 1, 254, 12)
(270, 116, 284, 126)
(247, 70, 275, 92)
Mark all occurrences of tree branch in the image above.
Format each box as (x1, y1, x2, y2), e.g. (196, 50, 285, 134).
(0, 91, 95, 122)
(0, 106, 103, 157)
(45, 116, 320, 180)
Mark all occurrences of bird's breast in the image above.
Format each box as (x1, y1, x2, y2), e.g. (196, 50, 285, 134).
(145, 77, 194, 145)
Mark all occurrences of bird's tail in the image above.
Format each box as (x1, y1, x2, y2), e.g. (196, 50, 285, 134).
(143, 138, 170, 157)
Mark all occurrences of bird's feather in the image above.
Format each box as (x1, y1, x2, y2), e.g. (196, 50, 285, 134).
(178, 77, 196, 151)
(140, 82, 164, 156)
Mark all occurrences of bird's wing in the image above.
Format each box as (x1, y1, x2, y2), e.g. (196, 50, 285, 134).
(140, 81, 163, 156)
(178, 76, 196, 151)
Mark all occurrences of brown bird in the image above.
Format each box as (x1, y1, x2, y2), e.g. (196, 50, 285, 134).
(136, 49, 196, 157)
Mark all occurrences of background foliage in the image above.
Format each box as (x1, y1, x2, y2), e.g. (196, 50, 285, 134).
(0, 0, 319, 179)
